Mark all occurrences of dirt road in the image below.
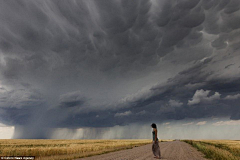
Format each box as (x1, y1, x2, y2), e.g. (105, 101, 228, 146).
(77, 140, 206, 160)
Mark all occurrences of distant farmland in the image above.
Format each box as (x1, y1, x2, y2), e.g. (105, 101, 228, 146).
(183, 139, 240, 160)
(0, 139, 152, 160)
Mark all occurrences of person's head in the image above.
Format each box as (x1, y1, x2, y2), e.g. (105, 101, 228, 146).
(151, 123, 157, 128)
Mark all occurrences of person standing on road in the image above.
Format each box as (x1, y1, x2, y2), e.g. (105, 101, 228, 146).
(151, 123, 161, 159)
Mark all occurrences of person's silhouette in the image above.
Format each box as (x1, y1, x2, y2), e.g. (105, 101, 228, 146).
(151, 123, 161, 159)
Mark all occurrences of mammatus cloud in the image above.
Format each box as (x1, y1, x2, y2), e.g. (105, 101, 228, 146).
(0, 0, 239, 139)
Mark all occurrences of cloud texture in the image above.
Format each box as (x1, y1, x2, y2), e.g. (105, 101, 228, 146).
(0, 0, 240, 138)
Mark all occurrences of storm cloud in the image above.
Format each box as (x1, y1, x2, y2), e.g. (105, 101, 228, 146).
(0, 0, 240, 139)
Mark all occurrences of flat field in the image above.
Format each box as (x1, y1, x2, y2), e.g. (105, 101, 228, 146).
(183, 139, 240, 160)
(0, 139, 152, 160)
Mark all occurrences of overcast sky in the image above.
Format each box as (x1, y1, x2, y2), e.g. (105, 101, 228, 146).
(0, 0, 240, 139)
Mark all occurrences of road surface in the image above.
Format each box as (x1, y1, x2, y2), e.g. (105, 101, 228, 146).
(77, 140, 206, 160)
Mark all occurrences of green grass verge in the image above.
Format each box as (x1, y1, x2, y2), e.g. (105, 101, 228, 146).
(182, 140, 239, 160)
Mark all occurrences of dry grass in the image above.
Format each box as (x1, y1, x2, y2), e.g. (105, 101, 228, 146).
(161, 139, 173, 142)
(0, 139, 152, 160)
(183, 139, 240, 160)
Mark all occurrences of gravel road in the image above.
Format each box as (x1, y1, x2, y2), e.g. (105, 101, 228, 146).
(77, 140, 206, 160)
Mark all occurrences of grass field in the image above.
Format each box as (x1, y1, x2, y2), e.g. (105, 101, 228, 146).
(183, 139, 240, 160)
(0, 139, 152, 160)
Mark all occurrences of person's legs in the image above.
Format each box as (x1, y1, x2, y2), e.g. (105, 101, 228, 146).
(152, 142, 157, 157)
(154, 141, 161, 159)
(158, 141, 161, 158)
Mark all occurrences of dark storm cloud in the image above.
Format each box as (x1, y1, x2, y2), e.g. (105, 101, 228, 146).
(113, 56, 240, 121)
(44, 55, 240, 128)
(0, 0, 239, 84)
(58, 91, 87, 108)
(0, 88, 44, 109)
(0, 0, 240, 138)
(0, 0, 212, 78)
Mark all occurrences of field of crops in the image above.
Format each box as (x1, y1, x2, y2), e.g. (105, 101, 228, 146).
(0, 139, 152, 160)
(183, 139, 240, 160)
